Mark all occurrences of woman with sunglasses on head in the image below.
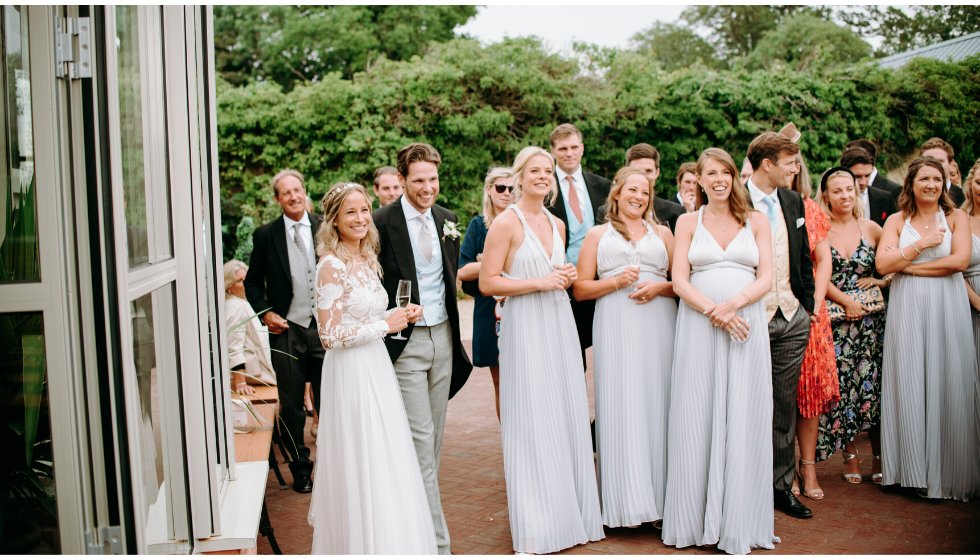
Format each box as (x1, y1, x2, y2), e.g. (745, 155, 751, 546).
(813, 167, 886, 485)
(458, 167, 513, 419)
(876, 156, 978, 502)
(573, 167, 675, 530)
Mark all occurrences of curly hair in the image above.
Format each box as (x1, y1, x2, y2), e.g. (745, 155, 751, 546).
(314, 182, 381, 273)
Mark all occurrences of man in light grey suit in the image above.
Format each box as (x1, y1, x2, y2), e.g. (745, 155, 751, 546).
(373, 142, 473, 554)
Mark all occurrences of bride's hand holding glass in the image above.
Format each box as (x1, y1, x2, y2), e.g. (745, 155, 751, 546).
(385, 307, 410, 333)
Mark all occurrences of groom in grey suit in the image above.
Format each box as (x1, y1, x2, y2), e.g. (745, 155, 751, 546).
(373, 142, 473, 554)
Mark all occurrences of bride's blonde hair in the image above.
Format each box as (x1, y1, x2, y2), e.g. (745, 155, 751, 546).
(314, 182, 381, 273)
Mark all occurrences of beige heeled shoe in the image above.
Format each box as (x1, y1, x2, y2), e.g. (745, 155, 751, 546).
(797, 459, 825, 500)
(842, 452, 862, 484)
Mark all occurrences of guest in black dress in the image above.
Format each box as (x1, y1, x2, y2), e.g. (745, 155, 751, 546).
(459, 166, 514, 419)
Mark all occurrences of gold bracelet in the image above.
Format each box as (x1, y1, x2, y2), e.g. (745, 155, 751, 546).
(900, 246, 913, 262)
(910, 243, 922, 255)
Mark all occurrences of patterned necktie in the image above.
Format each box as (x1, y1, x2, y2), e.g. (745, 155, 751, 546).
(417, 215, 434, 262)
(567, 175, 584, 223)
(292, 223, 313, 268)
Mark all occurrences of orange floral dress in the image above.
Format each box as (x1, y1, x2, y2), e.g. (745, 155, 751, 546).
(798, 198, 840, 418)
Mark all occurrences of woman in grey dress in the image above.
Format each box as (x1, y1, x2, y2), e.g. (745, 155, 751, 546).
(962, 159, 980, 373)
(876, 156, 979, 501)
(662, 148, 777, 555)
(574, 167, 676, 528)
(479, 146, 603, 554)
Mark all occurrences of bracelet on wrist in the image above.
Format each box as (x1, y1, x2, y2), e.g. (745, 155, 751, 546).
(910, 243, 922, 255)
(900, 246, 913, 262)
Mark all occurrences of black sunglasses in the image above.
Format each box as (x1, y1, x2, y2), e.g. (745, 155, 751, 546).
(493, 184, 514, 193)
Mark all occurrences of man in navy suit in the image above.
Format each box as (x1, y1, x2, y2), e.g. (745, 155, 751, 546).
(245, 169, 323, 493)
(745, 132, 816, 520)
(373, 143, 472, 554)
(840, 146, 897, 227)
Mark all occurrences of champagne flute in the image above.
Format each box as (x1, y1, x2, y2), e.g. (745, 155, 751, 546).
(391, 279, 412, 340)
(628, 250, 640, 292)
(553, 259, 570, 302)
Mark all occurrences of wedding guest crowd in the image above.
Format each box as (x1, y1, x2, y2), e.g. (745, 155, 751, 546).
(230, 124, 980, 555)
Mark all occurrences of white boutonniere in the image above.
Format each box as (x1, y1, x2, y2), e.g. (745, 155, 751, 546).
(442, 220, 461, 242)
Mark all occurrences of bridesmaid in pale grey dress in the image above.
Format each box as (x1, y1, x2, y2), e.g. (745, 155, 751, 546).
(573, 167, 676, 528)
(662, 148, 777, 555)
(876, 156, 979, 501)
(961, 159, 980, 369)
(479, 146, 603, 554)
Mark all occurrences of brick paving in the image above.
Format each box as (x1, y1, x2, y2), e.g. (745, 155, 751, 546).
(258, 299, 980, 555)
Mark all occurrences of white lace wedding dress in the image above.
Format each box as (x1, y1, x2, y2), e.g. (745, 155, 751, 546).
(308, 254, 436, 554)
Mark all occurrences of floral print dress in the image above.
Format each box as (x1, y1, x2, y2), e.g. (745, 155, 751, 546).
(816, 238, 886, 461)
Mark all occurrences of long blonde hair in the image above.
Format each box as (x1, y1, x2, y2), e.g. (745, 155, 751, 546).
(962, 158, 979, 216)
(314, 182, 381, 273)
(482, 166, 513, 227)
(605, 167, 656, 240)
(511, 147, 557, 206)
(695, 148, 752, 226)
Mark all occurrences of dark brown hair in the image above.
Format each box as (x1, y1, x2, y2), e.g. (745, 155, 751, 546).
(840, 146, 874, 169)
(372, 166, 398, 186)
(675, 162, 697, 185)
(695, 148, 752, 227)
(396, 143, 441, 178)
(845, 139, 878, 163)
(898, 156, 954, 217)
(625, 143, 660, 167)
(746, 131, 800, 170)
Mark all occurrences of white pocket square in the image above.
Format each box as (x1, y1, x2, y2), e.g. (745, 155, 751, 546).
(796, 217, 805, 228)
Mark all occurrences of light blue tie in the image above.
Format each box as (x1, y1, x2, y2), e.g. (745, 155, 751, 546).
(761, 194, 779, 232)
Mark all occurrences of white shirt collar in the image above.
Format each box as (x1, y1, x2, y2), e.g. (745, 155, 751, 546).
(747, 178, 776, 205)
(869, 167, 879, 185)
(400, 194, 432, 223)
(556, 166, 584, 187)
(283, 211, 311, 230)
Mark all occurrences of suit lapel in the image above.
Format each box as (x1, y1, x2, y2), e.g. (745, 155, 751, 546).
(272, 216, 291, 278)
(582, 173, 605, 218)
(432, 207, 454, 276)
(776, 188, 801, 264)
(550, 173, 569, 224)
(388, 200, 419, 293)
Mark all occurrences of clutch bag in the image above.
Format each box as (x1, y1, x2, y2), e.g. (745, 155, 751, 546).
(826, 285, 884, 322)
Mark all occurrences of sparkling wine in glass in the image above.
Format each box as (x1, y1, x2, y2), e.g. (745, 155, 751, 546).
(628, 250, 640, 292)
(391, 280, 412, 340)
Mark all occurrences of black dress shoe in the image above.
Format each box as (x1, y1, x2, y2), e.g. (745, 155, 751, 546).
(774, 488, 812, 518)
(293, 474, 313, 493)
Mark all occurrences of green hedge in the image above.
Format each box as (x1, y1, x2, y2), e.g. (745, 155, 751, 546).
(217, 38, 979, 260)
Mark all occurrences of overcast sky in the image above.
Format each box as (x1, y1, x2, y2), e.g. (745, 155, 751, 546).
(457, 5, 687, 54)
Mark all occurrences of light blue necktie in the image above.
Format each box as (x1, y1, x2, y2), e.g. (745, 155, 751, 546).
(761, 194, 779, 232)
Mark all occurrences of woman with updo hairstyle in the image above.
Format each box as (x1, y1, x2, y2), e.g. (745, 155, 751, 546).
(962, 159, 980, 377)
(662, 148, 777, 554)
(813, 167, 886, 485)
(573, 166, 675, 529)
(876, 157, 979, 502)
(458, 166, 514, 419)
(480, 146, 603, 554)
(307, 182, 434, 554)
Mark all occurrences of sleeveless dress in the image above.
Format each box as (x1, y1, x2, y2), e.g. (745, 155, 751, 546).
(797, 198, 840, 417)
(593, 224, 676, 527)
(497, 206, 604, 553)
(459, 215, 498, 367)
(308, 255, 436, 554)
(662, 208, 778, 555)
(880, 213, 980, 501)
(966, 233, 980, 377)
(816, 235, 886, 461)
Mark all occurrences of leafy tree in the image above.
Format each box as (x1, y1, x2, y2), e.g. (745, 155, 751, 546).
(839, 5, 980, 56)
(629, 22, 723, 71)
(745, 14, 872, 72)
(680, 5, 831, 61)
(213, 5, 477, 90)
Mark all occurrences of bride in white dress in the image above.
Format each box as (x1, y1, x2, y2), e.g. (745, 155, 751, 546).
(480, 147, 604, 554)
(308, 182, 436, 554)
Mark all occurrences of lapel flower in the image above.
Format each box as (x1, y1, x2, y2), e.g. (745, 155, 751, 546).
(442, 220, 461, 242)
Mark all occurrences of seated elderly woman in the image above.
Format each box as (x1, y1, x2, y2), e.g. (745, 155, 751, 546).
(224, 259, 277, 395)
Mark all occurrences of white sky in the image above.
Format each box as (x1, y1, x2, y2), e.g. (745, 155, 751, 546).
(457, 5, 686, 54)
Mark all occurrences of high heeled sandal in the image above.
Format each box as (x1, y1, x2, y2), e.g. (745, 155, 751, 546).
(842, 452, 863, 484)
(796, 459, 825, 500)
(871, 454, 882, 484)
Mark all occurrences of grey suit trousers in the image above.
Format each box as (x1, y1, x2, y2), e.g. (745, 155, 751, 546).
(768, 308, 811, 491)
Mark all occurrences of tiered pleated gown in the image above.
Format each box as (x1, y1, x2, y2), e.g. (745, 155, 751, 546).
(881, 214, 980, 501)
(593, 224, 675, 527)
(497, 206, 604, 554)
(662, 208, 778, 555)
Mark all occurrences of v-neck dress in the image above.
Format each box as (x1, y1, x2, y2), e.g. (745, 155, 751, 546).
(497, 205, 604, 553)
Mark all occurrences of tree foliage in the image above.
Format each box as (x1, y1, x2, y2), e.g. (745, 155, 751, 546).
(213, 5, 477, 90)
(679, 5, 831, 61)
(628, 22, 722, 72)
(839, 5, 980, 56)
(745, 14, 872, 72)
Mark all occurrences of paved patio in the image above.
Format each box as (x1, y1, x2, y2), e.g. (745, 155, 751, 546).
(257, 298, 980, 555)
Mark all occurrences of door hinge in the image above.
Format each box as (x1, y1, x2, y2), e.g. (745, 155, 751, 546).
(55, 16, 92, 80)
(85, 525, 123, 554)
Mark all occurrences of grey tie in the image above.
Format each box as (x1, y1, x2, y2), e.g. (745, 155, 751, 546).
(292, 223, 313, 268)
(417, 215, 434, 263)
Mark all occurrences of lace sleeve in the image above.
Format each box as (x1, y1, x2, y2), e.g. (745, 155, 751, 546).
(316, 256, 389, 349)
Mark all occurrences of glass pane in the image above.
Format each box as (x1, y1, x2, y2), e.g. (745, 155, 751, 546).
(132, 283, 189, 544)
(116, 6, 173, 269)
(0, 6, 40, 284)
(0, 312, 59, 553)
